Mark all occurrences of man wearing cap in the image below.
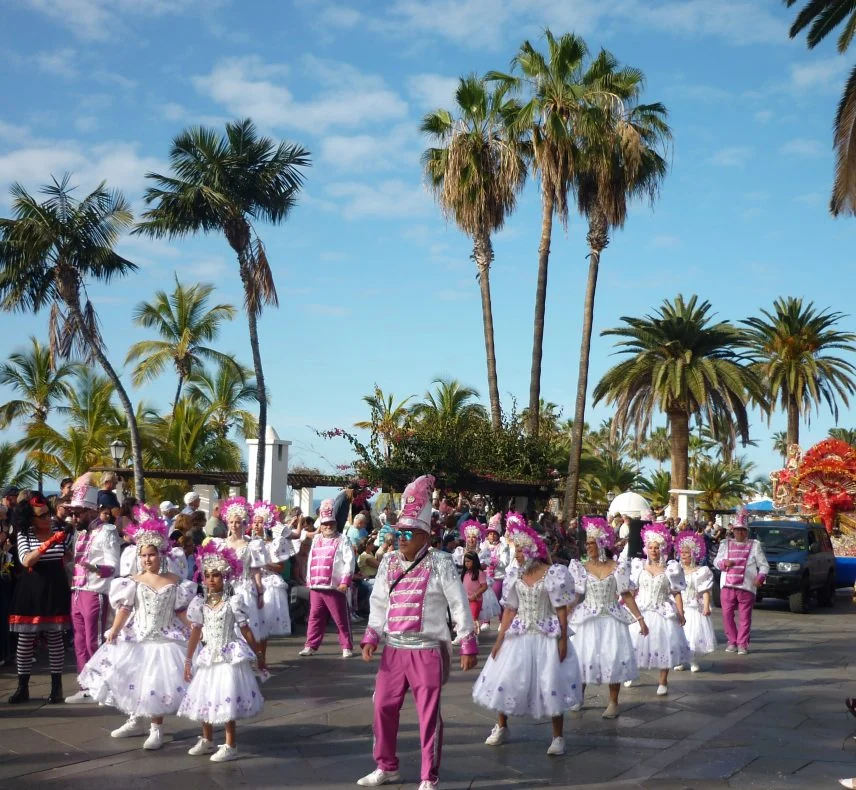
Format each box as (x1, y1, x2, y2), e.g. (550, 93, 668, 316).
(159, 500, 179, 529)
(299, 498, 357, 658)
(181, 491, 201, 516)
(357, 475, 478, 790)
(714, 511, 769, 655)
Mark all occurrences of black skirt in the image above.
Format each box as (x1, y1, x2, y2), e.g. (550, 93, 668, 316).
(9, 559, 71, 633)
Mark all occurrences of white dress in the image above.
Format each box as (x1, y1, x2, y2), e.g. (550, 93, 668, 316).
(227, 539, 265, 642)
(177, 594, 264, 724)
(682, 565, 717, 655)
(569, 561, 638, 685)
(472, 564, 583, 718)
(628, 561, 691, 669)
(259, 535, 295, 638)
(79, 576, 196, 717)
(478, 541, 510, 622)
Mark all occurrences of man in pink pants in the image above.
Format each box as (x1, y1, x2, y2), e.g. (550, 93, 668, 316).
(299, 497, 356, 658)
(714, 514, 769, 655)
(358, 475, 478, 790)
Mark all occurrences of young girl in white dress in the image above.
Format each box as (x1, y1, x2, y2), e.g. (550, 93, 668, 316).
(479, 515, 511, 632)
(672, 530, 716, 673)
(569, 518, 647, 719)
(178, 541, 265, 763)
(627, 524, 690, 697)
(222, 497, 265, 645)
(473, 514, 582, 757)
(79, 516, 196, 750)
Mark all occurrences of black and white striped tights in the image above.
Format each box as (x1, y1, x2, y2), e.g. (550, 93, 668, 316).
(16, 632, 64, 675)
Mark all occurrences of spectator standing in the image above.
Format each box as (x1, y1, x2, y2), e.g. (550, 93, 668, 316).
(181, 491, 201, 517)
(97, 473, 121, 515)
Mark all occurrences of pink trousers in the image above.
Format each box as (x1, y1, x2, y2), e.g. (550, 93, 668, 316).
(720, 586, 755, 648)
(71, 590, 108, 675)
(305, 589, 352, 651)
(373, 647, 444, 783)
(491, 579, 503, 601)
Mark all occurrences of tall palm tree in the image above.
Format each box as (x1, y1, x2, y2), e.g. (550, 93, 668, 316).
(772, 430, 789, 460)
(564, 52, 671, 522)
(639, 468, 672, 509)
(645, 426, 671, 468)
(126, 276, 237, 409)
(695, 458, 753, 512)
(593, 295, 767, 516)
(421, 76, 528, 429)
(354, 385, 414, 459)
(742, 297, 856, 447)
(134, 119, 311, 500)
(0, 176, 145, 499)
(0, 443, 37, 489)
(520, 399, 562, 440)
(0, 337, 78, 490)
(487, 31, 588, 435)
(410, 377, 488, 426)
(185, 362, 260, 441)
(830, 427, 856, 446)
(785, 1, 856, 214)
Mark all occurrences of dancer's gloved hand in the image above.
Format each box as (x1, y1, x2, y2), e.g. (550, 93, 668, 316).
(37, 530, 66, 555)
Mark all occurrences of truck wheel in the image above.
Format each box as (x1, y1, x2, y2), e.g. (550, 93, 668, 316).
(789, 578, 810, 614)
(818, 572, 835, 608)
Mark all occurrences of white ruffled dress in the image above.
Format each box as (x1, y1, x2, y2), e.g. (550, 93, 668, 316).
(227, 539, 265, 642)
(472, 564, 583, 718)
(258, 534, 295, 638)
(79, 576, 196, 717)
(177, 594, 264, 724)
(628, 561, 691, 669)
(682, 565, 717, 655)
(569, 561, 638, 685)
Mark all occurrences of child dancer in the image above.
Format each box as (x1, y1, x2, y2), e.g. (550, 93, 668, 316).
(626, 524, 690, 696)
(222, 496, 265, 645)
(461, 552, 488, 624)
(178, 542, 265, 762)
(299, 498, 356, 658)
(473, 514, 583, 757)
(79, 516, 196, 749)
(673, 530, 716, 673)
(479, 516, 510, 632)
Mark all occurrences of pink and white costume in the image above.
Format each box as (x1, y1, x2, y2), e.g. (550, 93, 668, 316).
(361, 475, 478, 786)
(674, 530, 716, 659)
(251, 501, 295, 638)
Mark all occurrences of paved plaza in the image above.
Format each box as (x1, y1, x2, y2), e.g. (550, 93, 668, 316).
(2, 594, 856, 790)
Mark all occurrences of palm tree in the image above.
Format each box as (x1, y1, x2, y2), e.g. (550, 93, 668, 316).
(593, 294, 767, 516)
(772, 430, 789, 461)
(829, 427, 856, 446)
(410, 377, 487, 426)
(354, 385, 414, 459)
(695, 458, 753, 512)
(0, 337, 78, 490)
(126, 276, 237, 409)
(742, 297, 856, 447)
(185, 362, 260, 441)
(785, 1, 856, 214)
(521, 399, 562, 440)
(487, 31, 587, 435)
(639, 469, 672, 509)
(0, 176, 145, 499)
(0, 443, 37, 489)
(645, 426, 671, 468)
(421, 76, 528, 429)
(564, 52, 671, 522)
(134, 119, 311, 500)
(588, 455, 639, 501)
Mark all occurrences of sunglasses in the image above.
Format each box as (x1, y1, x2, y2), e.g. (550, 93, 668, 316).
(394, 529, 414, 540)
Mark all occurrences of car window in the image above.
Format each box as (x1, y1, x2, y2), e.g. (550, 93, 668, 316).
(749, 526, 807, 554)
(817, 530, 833, 553)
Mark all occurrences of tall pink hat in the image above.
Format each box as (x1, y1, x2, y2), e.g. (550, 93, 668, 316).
(461, 519, 486, 543)
(487, 512, 502, 535)
(675, 529, 706, 564)
(319, 498, 336, 525)
(398, 474, 435, 533)
(69, 473, 99, 510)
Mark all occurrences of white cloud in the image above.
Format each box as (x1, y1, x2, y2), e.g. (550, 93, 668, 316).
(0, 121, 34, 145)
(651, 234, 680, 248)
(408, 74, 460, 110)
(74, 116, 99, 132)
(754, 110, 773, 124)
(325, 179, 430, 220)
(162, 102, 187, 121)
(389, 0, 513, 48)
(193, 56, 408, 133)
(790, 57, 849, 91)
(709, 146, 752, 167)
(319, 124, 418, 172)
(319, 4, 361, 28)
(33, 48, 78, 78)
(779, 138, 826, 158)
(93, 70, 138, 90)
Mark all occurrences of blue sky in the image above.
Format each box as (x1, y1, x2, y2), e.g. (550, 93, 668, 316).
(2, 0, 856, 487)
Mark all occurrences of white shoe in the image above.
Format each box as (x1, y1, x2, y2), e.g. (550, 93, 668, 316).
(569, 702, 582, 712)
(142, 726, 163, 750)
(210, 744, 238, 762)
(188, 737, 217, 756)
(738, 646, 749, 655)
(479, 622, 490, 632)
(298, 647, 316, 657)
(602, 702, 619, 719)
(451, 635, 462, 646)
(356, 768, 402, 787)
(656, 684, 668, 696)
(547, 736, 566, 756)
(342, 649, 354, 658)
(839, 779, 856, 788)
(64, 690, 92, 704)
(418, 782, 438, 790)
(725, 644, 737, 653)
(690, 663, 701, 673)
(673, 664, 685, 671)
(111, 717, 148, 738)
(623, 679, 633, 688)
(484, 724, 509, 746)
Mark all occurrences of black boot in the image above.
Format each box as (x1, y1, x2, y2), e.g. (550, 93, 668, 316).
(8, 674, 30, 704)
(47, 673, 63, 704)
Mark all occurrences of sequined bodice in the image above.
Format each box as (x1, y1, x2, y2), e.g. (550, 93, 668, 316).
(586, 573, 620, 615)
(203, 602, 236, 656)
(135, 583, 178, 640)
(637, 570, 672, 609)
(515, 578, 554, 632)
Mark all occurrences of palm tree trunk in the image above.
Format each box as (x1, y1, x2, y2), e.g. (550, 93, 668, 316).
(473, 232, 501, 430)
(528, 193, 554, 436)
(563, 224, 606, 524)
(668, 408, 690, 518)
(787, 394, 800, 448)
(173, 375, 184, 413)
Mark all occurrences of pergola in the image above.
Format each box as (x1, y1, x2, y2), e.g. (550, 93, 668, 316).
(89, 466, 247, 488)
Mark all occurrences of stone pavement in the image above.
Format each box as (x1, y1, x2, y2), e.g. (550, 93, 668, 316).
(2, 594, 856, 790)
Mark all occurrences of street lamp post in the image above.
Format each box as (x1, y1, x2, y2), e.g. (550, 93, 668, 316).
(109, 440, 128, 503)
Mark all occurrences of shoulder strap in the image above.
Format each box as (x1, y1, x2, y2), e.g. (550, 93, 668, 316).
(388, 549, 431, 595)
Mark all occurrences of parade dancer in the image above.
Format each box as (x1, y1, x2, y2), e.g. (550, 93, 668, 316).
(474, 513, 582, 756)
(66, 477, 120, 704)
(178, 542, 265, 763)
(479, 516, 510, 631)
(455, 520, 500, 632)
(222, 496, 265, 645)
(357, 475, 478, 790)
(452, 520, 488, 569)
(673, 530, 716, 673)
(120, 503, 188, 579)
(714, 511, 769, 655)
(79, 516, 196, 749)
(299, 498, 356, 658)
(626, 524, 690, 696)
(569, 518, 646, 719)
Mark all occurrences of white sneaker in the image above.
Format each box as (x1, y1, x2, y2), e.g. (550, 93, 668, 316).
(64, 690, 92, 704)
(725, 644, 737, 653)
(672, 664, 685, 671)
(210, 744, 238, 762)
(623, 679, 633, 688)
(142, 726, 163, 750)
(342, 649, 354, 658)
(656, 684, 668, 696)
(188, 737, 217, 756)
(484, 724, 509, 746)
(738, 646, 749, 655)
(111, 717, 148, 738)
(356, 768, 402, 787)
(569, 702, 582, 712)
(451, 635, 462, 646)
(298, 647, 316, 657)
(547, 736, 566, 756)
(479, 622, 490, 632)
(418, 782, 439, 790)
(690, 663, 701, 673)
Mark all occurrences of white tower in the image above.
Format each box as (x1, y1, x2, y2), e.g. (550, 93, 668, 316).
(246, 426, 291, 505)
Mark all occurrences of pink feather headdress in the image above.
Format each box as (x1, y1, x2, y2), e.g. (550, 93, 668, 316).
(582, 516, 616, 553)
(642, 522, 673, 555)
(461, 519, 486, 542)
(197, 541, 242, 578)
(125, 517, 170, 554)
(505, 512, 547, 561)
(675, 529, 706, 564)
(221, 496, 250, 525)
(250, 500, 276, 529)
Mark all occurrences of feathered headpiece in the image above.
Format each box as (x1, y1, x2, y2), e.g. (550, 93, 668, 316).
(250, 500, 276, 529)
(506, 512, 547, 562)
(461, 519, 485, 543)
(642, 522, 673, 558)
(398, 474, 435, 533)
(733, 507, 749, 528)
(125, 516, 170, 554)
(581, 516, 616, 560)
(487, 512, 502, 534)
(319, 498, 336, 525)
(197, 541, 242, 578)
(675, 529, 706, 564)
(221, 496, 250, 525)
